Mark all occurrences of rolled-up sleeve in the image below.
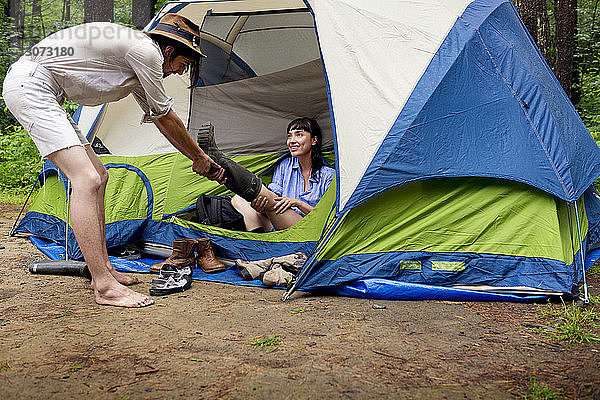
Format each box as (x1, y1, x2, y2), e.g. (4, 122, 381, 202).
(126, 42, 174, 121)
(319, 167, 335, 194)
(267, 163, 284, 196)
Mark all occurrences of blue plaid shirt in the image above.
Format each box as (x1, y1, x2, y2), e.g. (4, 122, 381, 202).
(267, 156, 335, 216)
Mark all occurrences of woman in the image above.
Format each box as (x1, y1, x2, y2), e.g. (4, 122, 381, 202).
(232, 117, 335, 231)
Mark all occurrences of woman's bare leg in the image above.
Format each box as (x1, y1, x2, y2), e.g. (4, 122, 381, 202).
(257, 186, 302, 230)
(47, 146, 153, 307)
(231, 195, 272, 231)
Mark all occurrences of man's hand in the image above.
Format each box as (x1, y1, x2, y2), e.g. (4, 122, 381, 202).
(206, 162, 227, 184)
(192, 156, 227, 184)
(153, 110, 227, 184)
(192, 154, 212, 175)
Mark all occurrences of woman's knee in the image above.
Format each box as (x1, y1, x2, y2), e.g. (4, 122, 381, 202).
(231, 195, 245, 210)
(231, 195, 256, 218)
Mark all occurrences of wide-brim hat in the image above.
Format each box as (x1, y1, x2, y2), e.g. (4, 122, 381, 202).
(145, 14, 206, 58)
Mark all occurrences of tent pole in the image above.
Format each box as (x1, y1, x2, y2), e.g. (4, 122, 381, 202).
(9, 176, 40, 237)
(573, 200, 589, 303)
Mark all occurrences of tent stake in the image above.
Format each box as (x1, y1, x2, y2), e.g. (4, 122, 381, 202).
(573, 200, 589, 303)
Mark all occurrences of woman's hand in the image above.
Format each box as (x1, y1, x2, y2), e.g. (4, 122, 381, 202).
(273, 196, 298, 214)
(251, 195, 269, 213)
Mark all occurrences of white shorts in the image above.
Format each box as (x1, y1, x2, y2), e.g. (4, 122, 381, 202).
(2, 60, 89, 158)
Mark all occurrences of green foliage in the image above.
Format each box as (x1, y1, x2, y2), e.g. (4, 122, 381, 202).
(578, 72, 600, 132)
(0, 361, 10, 372)
(249, 336, 281, 352)
(589, 262, 600, 277)
(290, 306, 314, 315)
(62, 99, 80, 116)
(537, 299, 600, 343)
(523, 378, 561, 400)
(155, 0, 170, 13)
(0, 191, 31, 205)
(0, 124, 41, 195)
(576, 1, 600, 133)
(590, 131, 600, 190)
(0, 0, 20, 130)
(56, 309, 74, 318)
(115, 0, 133, 26)
(588, 294, 600, 306)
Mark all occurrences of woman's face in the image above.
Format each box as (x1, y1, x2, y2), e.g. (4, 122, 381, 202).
(287, 128, 317, 158)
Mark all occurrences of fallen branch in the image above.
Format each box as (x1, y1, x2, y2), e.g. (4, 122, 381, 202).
(372, 350, 405, 360)
(135, 368, 159, 376)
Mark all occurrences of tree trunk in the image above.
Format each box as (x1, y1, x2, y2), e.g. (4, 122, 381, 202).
(554, 0, 577, 99)
(513, 0, 552, 65)
(132, 0, 156, 30)
(31, 0, 45, 38)
(62, 0, 71, 22)
(84, 0, 114, 23)
(8, 0, 24, 50)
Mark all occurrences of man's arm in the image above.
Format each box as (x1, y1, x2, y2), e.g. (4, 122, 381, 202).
(153, 109, 224, 179)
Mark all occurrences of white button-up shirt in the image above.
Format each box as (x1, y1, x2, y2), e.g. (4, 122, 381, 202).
(21, 22, 174, 120)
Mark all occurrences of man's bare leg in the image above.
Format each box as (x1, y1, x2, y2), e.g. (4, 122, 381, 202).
(84, 145, 138, 286)
(48, 146, 153, 307)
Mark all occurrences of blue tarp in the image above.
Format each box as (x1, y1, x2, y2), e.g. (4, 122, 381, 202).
(29, 236, 593, 302)
(329, 279, 547, 302)
(30, 236, 269, 288)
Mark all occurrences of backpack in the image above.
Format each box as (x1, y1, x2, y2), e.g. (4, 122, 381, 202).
(195, 194, 246, 231)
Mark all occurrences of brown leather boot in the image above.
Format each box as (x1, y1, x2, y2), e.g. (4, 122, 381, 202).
(195, 238, 227, 273)
(149, 239, 196, 273)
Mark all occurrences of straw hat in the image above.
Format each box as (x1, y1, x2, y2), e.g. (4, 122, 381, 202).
(146, 14, 206, 58)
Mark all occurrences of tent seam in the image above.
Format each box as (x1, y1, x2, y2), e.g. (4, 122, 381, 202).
(341, 7, 483, 212)
(470, 23, 570, 198)
(319, 249, 581, 268)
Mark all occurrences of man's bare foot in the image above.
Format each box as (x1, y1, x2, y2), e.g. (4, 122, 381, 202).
(90, 271, 139, 290)
(110, 269, 139, 285)
(94, 283, 154, 308)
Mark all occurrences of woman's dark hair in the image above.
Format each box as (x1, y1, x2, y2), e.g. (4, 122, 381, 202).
(153, 36, 201, 88)
(287, 117, 323, 177)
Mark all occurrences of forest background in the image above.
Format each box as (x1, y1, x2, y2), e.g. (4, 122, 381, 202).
(0, 0, 599, 201)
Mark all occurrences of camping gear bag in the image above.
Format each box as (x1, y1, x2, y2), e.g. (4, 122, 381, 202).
(195, 194, 246, 231)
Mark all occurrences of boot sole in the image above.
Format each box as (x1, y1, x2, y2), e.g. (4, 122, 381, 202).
(200, 266, 228, 274)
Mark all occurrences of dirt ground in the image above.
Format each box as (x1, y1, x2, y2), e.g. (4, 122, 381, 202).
(1, 203, 599, 399)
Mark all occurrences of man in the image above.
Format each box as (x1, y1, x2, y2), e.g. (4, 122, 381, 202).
(3, 14, 224, 308)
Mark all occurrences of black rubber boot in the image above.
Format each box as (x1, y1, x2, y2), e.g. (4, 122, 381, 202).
(197, 123, 263, 202)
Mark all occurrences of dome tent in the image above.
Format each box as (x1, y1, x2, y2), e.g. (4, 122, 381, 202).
(14, 0, 600, 301)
